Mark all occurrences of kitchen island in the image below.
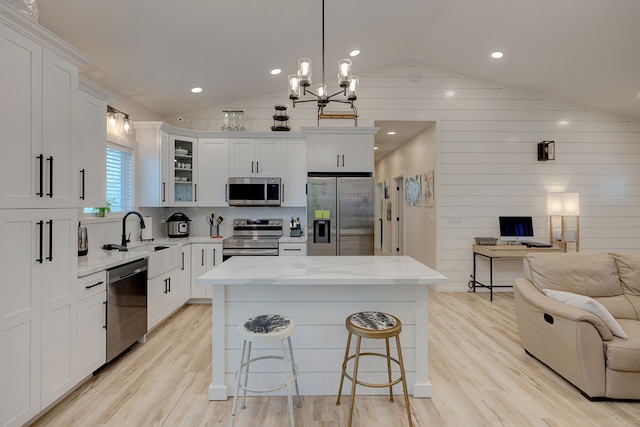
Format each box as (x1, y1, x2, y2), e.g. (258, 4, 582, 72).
(197, 255, 448, 400)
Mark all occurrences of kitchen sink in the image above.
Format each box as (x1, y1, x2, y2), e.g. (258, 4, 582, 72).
(129, 243, 182, 278)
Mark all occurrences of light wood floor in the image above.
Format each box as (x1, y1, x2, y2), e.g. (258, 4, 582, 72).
(31, 290, 640, 426)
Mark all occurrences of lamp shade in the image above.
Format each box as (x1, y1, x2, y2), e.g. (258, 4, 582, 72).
(548, 193, 579, 215)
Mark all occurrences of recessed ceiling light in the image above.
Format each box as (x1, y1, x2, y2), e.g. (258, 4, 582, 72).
(349, 49, 360, 57)
(374, 146, 379, 150)
(491, 51, 504, 59)
(387, 131, 396, 135)
(191, 87, 203, 94)
(270, 68, 282, 75)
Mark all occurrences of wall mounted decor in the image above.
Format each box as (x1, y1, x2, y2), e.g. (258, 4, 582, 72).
(538, 140, 555, 161)
(422, 170, 434, 206)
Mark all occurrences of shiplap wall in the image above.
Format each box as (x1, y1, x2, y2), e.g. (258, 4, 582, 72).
(171, 63, 640, 291)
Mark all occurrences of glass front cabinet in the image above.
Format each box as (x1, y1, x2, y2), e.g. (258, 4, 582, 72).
(170, 135, 197, 205)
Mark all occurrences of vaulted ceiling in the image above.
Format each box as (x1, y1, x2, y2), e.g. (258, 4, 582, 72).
(37, 0, 640, 122)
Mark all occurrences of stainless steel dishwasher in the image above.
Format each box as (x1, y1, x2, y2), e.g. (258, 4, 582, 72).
(106, 258, 148, 363)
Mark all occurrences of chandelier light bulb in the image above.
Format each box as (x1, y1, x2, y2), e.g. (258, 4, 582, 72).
(288, 74, 300, 100)
(338, 59, 351, 87)
(298, 58, 312, 86)
(316, 83, 327, 97)
(347, 76, 359, 100)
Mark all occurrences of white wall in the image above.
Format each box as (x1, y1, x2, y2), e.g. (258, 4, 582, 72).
(375, 124, 437, 268)
(168, 62, 640, 291)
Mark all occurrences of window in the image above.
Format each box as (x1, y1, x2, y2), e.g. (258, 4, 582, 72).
(84, 143, 134, 215)
(106, 143, 134, 213)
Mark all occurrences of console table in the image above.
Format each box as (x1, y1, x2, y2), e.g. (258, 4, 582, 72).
(470, 244, 563, 301)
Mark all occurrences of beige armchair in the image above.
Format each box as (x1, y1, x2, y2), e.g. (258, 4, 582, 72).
(514, 252, 640, 400)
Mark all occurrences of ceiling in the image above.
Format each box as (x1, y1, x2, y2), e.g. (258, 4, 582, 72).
(35, 0, 640, 154)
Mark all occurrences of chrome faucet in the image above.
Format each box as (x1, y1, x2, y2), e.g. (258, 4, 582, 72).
(120, 211, 146, 251)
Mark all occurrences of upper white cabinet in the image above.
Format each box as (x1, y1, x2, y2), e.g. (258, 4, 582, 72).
(0, 19, 86, 209)
(281, 139, 307, 207)
(170, 135, 198, 206)
(77, 79, 112, 208)
(229, 139, 281, 177)
(136, 122, 171, 207)
(198, 138, 230, 206)
(304, 127, 377, 173)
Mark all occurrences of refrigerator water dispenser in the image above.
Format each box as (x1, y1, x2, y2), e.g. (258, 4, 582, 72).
(313, 220, 331, 243)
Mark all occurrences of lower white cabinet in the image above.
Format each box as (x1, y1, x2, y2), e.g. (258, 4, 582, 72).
(0, 208, 77, 427)
(148, 267, 186, 331)
(77, 271, 107, 379)
(190, 242, 222, 299)
(279, 242, 307, 256)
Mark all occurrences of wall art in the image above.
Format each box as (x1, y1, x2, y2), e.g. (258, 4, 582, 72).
(404, 174, 421, 206)
(423, 170, 434, 206)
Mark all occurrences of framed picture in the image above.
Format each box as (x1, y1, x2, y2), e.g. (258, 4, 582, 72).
(423, 170, 434, 206)
(405, 174, 421, 206)
(384, 181, 390, 199)
(386, 201, 392, 221)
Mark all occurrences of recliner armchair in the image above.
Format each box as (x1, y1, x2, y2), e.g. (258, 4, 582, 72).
(514, 252, 640, 400)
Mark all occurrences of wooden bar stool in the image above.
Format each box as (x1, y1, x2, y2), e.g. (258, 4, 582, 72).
(230, 314, 302, 427)
(336, 311, 413, 427)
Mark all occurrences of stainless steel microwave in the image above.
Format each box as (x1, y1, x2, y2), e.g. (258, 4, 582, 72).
(228, 177, 281, 206)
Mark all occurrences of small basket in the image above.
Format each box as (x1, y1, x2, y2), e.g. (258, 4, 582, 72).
(475, 237, 498, 246)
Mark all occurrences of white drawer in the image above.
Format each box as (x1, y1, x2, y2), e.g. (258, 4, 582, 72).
(78, 270, 107, 299)
(279, 242, 307, 256)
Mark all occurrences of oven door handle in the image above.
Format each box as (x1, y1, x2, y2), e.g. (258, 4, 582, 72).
(222, 248, 279, 256)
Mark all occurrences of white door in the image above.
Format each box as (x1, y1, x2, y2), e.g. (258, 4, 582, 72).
(254, 139, 281, 176)
(42, 50, 78, 208)
(198, 138, 230, 206)
(0, 24, 43, 209)
(229, 139, 256, 176)
(76, 90, 106, 208)
(40, 210, 77, 407)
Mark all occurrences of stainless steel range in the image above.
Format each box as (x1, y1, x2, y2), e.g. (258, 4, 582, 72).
(222, 218, 283, 261)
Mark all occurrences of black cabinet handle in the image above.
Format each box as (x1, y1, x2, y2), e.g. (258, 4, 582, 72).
(36, 220, 44, 263)
(341, 154, 345, 167)
(201, 248, 205, 266)
(281, 184, 284, 203)
(85, 281, 104, 289)
(103, 301, 107, 329)
(336, 154, 340, 167)
(162, 182, 166, 202)
(251, 161, 254, 174)
(181, 252, 185, 270)
(194, 183, 197, 202)
(168, 277, 171, 293)
(164, 278, 168, 294)
(256, 161, 259, 174)
(379, 218, 383, 245)
(225, 184, 228, 202)
(80, 169, 86, 200)
(46, 220, 53, 262)
(213, 248, 216, 266)
(37, 155, 44, 197)
(47, 156, 53, 197)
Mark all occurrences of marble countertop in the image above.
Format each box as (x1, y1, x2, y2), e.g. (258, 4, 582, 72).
(77, 236, 224, 277)
(197, 255, 448, 286)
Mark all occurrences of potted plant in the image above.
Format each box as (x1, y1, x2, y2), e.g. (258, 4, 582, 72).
(92, 200, 112, 217)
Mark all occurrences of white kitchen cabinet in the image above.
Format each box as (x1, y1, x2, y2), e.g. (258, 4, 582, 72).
(305, 129, 375, 173)
(147, 267, 183, 330)
(279, 241, 307, 256)
(170, 135, 198, 206)
(77, 271, 107, 379)
(281, 139, 307, 207)
(137, 122, 170, 207)
(198, 138, 230, 206)
(77, 79, 112, 208)
(0, 23, 81, 209)
(229, 139, 281, 177)
(190, 242, 222, 299)
(0, 208, 77, 427)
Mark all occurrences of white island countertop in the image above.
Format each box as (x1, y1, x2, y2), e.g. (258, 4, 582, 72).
(197, 255, 448, 286)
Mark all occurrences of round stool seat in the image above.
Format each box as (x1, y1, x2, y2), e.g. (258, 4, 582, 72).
(346, 311, 402, 339)
(238, 314, 295, 343)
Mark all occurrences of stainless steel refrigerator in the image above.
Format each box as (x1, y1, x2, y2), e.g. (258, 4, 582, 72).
(307, 176, 375, 256)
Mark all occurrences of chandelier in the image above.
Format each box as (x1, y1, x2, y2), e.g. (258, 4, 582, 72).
(287, 0, 359, 124)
